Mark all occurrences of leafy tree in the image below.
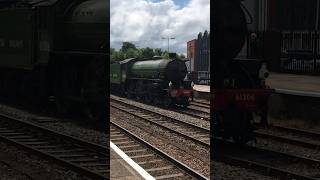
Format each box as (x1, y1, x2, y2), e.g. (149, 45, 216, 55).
(124, 48, 139, 59)
(138, 47, 155, 59)
(110, 42, 185, 63)
(154, 48, 163, 56)
(121, 42, 136, 52)
(111, 50, 125, 62)
(161, 51, 169, 59)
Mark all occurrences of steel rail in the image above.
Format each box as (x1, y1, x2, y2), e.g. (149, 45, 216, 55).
(110, 97, 210, 132)
(255, 131, 320, 150)
(213, 138, 320, 180)
(192, 100, 210, 106)
(110, 103, 210, 148)
(177, 107, 210, 121)
(111, 121, 209, 180)
(190, 101, 210, 109)
(0, 113, 108, 180)
(269, 124, 320, 139)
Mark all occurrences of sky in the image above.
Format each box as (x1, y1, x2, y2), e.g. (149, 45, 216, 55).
(110, 0, 210, 55)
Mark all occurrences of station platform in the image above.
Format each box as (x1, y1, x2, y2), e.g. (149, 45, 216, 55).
(110, 145, 144, 180)
(266, 73, 320, 97)
(193, 72, 320, 97)
(193, 85, 210, 100)
(193, 84, 210, 93)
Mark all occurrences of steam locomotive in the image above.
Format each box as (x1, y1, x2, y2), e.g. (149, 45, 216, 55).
(213, 0, 273, 143)
(110, 54, 193, 107)
(0, 0, 108, 123)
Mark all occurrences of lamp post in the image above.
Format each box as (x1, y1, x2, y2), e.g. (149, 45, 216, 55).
(162, 37, 175, 52)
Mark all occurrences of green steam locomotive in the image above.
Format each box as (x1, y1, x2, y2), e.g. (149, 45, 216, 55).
(110, 55, 193, 107)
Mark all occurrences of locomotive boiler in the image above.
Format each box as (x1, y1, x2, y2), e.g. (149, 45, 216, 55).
(110, 55, 193, 107)
(0, 0, 108, 123)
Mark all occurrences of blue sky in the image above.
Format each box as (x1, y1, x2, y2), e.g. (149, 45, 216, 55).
(111, 0, 209, 55)
(172, 0, 189, 7)
(151, 0, 190, 8)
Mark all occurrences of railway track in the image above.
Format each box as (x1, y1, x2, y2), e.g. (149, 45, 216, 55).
(251, 126, 320, 156)
(111, 122, 208, 180)
(110, 97, 210, 148)
(174, 100, 210, 120)
(109, 94, 210, 120)
(176, 106, 210, 121)
(214, 138, 320, 180)
(0, 113, 108, 179)
(190, 101, 210, 109)
(255, 124, 320, 150)
(193, 99, 210, 106)
(267, 124, 320, 139)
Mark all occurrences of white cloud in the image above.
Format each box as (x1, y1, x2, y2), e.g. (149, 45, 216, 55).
(110, 0, 210, 55)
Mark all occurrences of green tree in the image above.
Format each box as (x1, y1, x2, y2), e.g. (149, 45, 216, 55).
(154, 48, 163, 56)
(121, 42, 136, 52)
(161, 51, 169, 59)
(138, 47, 155, 59)
(110, 48, 115, 63)
(111, 50, 125, 62)
(124, 48, 139, 59)
(111, 42, 183, 62)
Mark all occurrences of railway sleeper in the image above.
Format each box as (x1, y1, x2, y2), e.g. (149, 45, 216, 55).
(114, 141, 135, 146)
(138, 159, 162, 165)
(81, 163, 108, 167)
(45, 149, 88, 154)
(154, 173, 186, 180)
(125, 150, 153, 157)
(14, 138, 43, 142)
(145, 166, 174, 173)
(131, 155, 158, 162)
(23, 142, 50, 146)
(124, 149, 148, 154)
(109, 134, 125, 139)
(70, 158, 106, 163)
(8, 135, 35, 139)
(147, 167, 183, 178)
(57, 154, 89, 159)
(110, 137, 127, 141)
(117, 144, 141, 150)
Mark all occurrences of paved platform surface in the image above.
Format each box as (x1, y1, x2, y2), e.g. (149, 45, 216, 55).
(193, 73, 320, 97)
(110, 148, 143, 180)
(267, 73, 320, 96)
(193, 84, 210, 93)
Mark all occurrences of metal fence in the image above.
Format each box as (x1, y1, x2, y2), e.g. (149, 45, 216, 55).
(188, 71, 210, 85)
(247, 31, 320, 74)
(280, 31, 320, 74)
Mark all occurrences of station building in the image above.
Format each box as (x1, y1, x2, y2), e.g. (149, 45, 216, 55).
(187, 30, 210, 84)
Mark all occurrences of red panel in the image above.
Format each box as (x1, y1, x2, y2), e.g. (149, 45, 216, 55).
(213, 89, 274, 110)
(170, 88, 193, 97)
